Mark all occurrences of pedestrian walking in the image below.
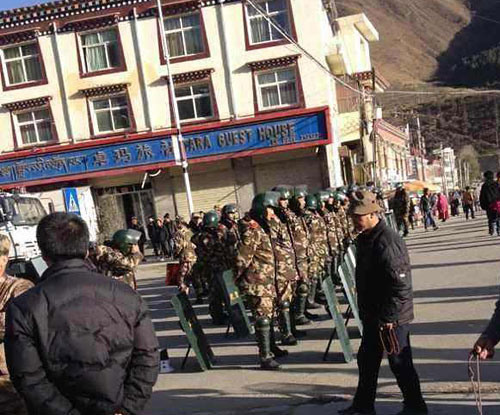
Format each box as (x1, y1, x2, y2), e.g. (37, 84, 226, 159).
(155, 218, 170, 260)
(436, 192, 450, 222)
(450, 190, 461, 217)
(4, 212, 159, 415)
(0, 235, 32, 415)
(163, 213, 176, 258)
(419, 188, 438, 231)
(129, 216, 146, 256)
(393, 184, 411, 236)
(462, 187, 475, 220)
(479, 171, 500, 236)
(339, 191, 427, 415)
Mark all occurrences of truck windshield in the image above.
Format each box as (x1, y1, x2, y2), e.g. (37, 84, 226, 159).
(10, 197, 47, 226)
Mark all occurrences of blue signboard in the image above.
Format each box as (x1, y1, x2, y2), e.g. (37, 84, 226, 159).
(0, 111, 327, 185)
(63, 188, 81, 216)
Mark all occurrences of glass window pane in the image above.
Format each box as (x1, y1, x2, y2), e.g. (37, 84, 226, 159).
(271, 12, 288, 39)
(17, 112, 33, 123)
(20, 125, 37, 144)
(111, 96, 127, 107)
(177, 99, 195, 120)
(195, 95, 213, 118)
(277, 69, 295, 82)
(166, 32, 185, 57)
(85, 45, 107, 71)
(279, 82, 297, 104)
(261, 86, 279, 107)
(175, 86, 192, 97)
(192, 84, 210, 95)
(21, 44, 38, 56)
(250, 18, 270, 43)
(37, 121, 53, 142)
(82, 32, 99, 46)
(268, 0, 286, 13)
(247, 4, 259, 17)
(258, 72, 276, 85)
(101, 29, 117, 42)
(164, 17, 181, 31)
(34, 109, 50, 120)
(181, 14, 201, 28)
(3, 46, 21, 59)
(96, 111, 113, 132)
(112, 108, 130, 130)
(184, 27, 203, 55)
(6, 60, 25, 84)
(24, 57, 43, 81)
(93, 99, 110, 110)
(107, 43, 120, 68)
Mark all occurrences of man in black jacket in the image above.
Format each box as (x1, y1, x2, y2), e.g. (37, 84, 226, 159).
(339, 191, 426, 415)
(479, 170, 500, 235)
(4, 212, 159, 415)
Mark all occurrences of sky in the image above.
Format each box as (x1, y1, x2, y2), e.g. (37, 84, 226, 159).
(0, 0, 47, 11)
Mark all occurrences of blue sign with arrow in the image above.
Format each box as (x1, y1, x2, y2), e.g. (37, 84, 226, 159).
(63, 188, 81, 216)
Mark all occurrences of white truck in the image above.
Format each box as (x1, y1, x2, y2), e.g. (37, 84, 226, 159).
(0, 192, 49, 281)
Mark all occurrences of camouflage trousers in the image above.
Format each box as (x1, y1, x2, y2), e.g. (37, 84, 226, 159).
(395, 214, 410, 234)
(244, 283, 276, 320)
(208, 270, 227, 323)
(296, 257, 309, 283)
(275, 275, 295, 305)
(178, 261, 197, 294)
(191, 261, 209, 296)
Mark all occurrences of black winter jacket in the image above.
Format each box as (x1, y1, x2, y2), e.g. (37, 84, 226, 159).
(355, 220, 414, 325)
(4, 259, 159, 415)
(479, 179, 500, 210)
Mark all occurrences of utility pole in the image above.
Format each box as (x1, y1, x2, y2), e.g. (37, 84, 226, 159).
(495, 97, 499, 149)
(416, 117, 426, 181)
(440, 144, 447, 195)
(157, 0, 194, 216)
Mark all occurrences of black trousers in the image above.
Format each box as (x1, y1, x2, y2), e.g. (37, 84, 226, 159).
(463, 204, 474, 220)
(353, 323, 426, 412)
(487, 209, 500, 235)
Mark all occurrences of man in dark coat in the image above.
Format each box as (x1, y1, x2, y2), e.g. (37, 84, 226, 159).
(339, 191, 427, 415)
(479, 170, 500, 235)
(4, 212, 159, 415)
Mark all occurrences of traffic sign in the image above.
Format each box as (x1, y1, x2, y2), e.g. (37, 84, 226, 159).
(62, 188, 81, 216)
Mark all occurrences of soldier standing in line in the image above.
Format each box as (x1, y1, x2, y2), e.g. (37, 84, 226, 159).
(336, 188, 357, 248)
(393, 184, 411, 237)
(220, 203, 241, 271)
(172, 217, 199, 302)
(304, 194, 328, 315)
(235, 192, 288, 370)
(324, 189, 344, 278)
(289, 186, 312, 327)
(90, 229, 143, 290)
(270, 185, 301, 346)
(192, 211, 230, 325)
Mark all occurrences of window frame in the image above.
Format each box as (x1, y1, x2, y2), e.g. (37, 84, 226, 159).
(76, 26, 127, 78)
(243, 0, 297, 51)
(0, 39, 48, 91)
(87, 91, 136, 138)
(11, 104, 58, 149)
(158, 10, 210, 65)
(252, 64, 304, 114)
(169, 78, 219, 127)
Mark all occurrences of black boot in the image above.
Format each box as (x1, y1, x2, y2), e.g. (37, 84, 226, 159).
(291, 295, 307, 338)
(294, 283, 311, 326)
(255, 317, 280, 370)
(270, 319, 288, 358)
(315, 278, 327, 305)
(306, 278, 321, 309)
(279, 301, 298, 346)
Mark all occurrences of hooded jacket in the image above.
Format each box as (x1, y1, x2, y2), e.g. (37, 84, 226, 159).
(355, 220, 414, 325)
(4, 259, 159, 415)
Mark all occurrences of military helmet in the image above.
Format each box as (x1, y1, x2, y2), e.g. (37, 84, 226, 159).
(333, 191, 347, 202)
(396, 182, 404, 190)
(336, 186, 348, 195)
(292, 185, 308, 200)
(222, 203, 237, 216)
(347, 184, 359, 194)
(315, 191, 330, 204)
(203, 210, 219, 228)
(251, 191, 280, 217)
(305, 194, 318, 211)
(325, 188, 336, 199)
(272, 185, 293, 200)
(112, 229, 142, 255)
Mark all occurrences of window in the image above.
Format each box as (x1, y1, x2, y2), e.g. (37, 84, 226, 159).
(15, 108, 54, 145)
(81, 29, 120, 73)
(164, 13, 204, 58)
(91, 95, 131, 134)
(1, 43, 43, 86)
(247, 0, 290, 44)
(175, 83, 213, 121)
(256, 67, 298, 109)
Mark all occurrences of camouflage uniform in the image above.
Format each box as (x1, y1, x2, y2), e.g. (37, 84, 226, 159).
(305, 211, 329, 280)
(90, 245, 142, 289)
(220, 218, 241, 271)
(172, 223, 197, 292)
(235, 219, 276, 320)
(337, 205, 357, 248)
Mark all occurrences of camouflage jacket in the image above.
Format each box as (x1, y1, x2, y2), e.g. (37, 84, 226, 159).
(219, 218, 241, 268)
(0, 275, 33, 340)
(393, 192, 410, 216)
(90, 245, 142, 289)
(337, 205, 356, 241)
(235, 219, 276, 291)
(279, 207, 309, 260)
(269, 215, 298, 282)
(192, 226, 230, 273)
(305, 211, 329, 262)
(173, 224, 197, 263)
(321, 209, 341, 257)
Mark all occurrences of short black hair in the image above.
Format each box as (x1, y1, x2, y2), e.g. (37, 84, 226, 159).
(485, 170, 494, 180)
(37, 212, 89, 262)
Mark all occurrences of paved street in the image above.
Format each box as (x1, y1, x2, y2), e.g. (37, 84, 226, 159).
(138, 213, 500, 415)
